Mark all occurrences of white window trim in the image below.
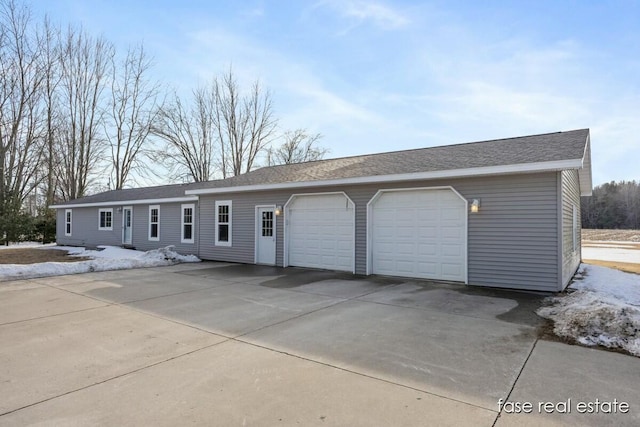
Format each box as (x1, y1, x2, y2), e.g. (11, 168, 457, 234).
(148, 205, 160, 241)
(181, 203, 195, 244)
(64, 209, 72, 236)
(98, 208, 113, 231)
(215, 200, 232, 247)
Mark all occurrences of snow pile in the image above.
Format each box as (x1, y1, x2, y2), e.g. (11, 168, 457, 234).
(0, 245, 200, 282)
(538, 264, 640, 356)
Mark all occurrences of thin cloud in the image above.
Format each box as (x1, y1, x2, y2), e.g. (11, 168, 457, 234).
(318, 0, 409, 31)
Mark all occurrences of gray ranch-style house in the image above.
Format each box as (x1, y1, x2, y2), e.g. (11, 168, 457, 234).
(52, 129, 592, 292)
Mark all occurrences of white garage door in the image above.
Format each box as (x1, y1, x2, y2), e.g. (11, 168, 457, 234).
(370, 188, 467, 282)
(287, 193, 354, 272)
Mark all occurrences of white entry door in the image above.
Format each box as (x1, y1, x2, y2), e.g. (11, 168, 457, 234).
(256, 206, 276, 265)
(122, 206, 133, 245)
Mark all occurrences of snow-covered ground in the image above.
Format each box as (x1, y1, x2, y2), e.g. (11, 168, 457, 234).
(582, 242, 640, 263)
(0, 242, 56, 250)
(0, 245, 200, 282)
(538, 241, 640, 356)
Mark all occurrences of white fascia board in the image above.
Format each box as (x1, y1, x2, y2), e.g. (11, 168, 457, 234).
(50, 196, 198, 209)
(186, 159, 584, 196)
(578, 135, 593, 196)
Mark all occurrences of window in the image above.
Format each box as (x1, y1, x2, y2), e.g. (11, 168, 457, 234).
(98, 208, 113, 231)
(181, 204, 194, 243)
(262, 210, 273, 237)
(64, 209, 72, 236)
(149, 205, 160, 241)
(215, 200, 232, 246)
(572, 204, 578, 252)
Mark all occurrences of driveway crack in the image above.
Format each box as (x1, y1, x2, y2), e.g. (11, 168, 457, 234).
(492, 338, 539, 426)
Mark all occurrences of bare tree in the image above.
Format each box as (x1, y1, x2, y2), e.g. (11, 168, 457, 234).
(618, 181, 640, 229)
(212, 68, 277, 177)
(152, 68, 278, 181)
(0, 0, 47, 233)
(266, 129, 327, 166)
(55, 25, 113, 200)
(150, 89, 216, 182)
(40, 15, 61, 206)
(107, 44, 160, 189)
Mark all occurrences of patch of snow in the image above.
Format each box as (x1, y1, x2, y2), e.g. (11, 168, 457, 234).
(0, 242, 56, 250)
(537, 264, 640, 356)
(582, 246, 640, 264)
(0, 245, 200, 282)
(582, 240, 640, 245)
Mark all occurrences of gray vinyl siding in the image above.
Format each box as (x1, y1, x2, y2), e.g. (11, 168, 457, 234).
(560, 169, 582, 289)
(55, 203, 198, 255)
(347, 173, 559, 291)
(198, 172, 559, 292)
(199, 195, 285, 265)
(56, 206, 123, 248)
(130, 203, 199, 255)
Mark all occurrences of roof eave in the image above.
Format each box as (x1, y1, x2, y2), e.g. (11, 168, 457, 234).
(186, 159, 585, 196)
(50, 195, 199, 209)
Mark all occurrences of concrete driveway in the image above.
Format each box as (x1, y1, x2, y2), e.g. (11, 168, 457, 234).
(0, 263, 638, 426)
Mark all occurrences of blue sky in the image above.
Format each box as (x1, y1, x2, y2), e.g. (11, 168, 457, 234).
(32, 0, 640, 185)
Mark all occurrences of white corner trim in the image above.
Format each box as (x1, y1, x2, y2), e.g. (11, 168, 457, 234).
(185, 159, 584, 196)
(50, 196, 198, 209)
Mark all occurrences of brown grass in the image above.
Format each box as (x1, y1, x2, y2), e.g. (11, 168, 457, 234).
(582, 229, 640, 242)
(0, 248, 88, 265)
(582, 259, 640, 274)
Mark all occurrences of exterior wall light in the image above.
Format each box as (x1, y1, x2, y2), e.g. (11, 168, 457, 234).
(470, 199, 480, 213)
(116, 207, 123, 213)
(275, 205, 283, 216)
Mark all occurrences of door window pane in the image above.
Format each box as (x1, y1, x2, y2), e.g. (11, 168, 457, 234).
(262, 210, 273, 237)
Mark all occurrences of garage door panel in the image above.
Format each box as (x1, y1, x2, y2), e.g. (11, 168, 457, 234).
(417, 226, 437, 238)
(442, 263, 464, 278)
(395, 260, 415, 274)
(371, 189, 466, 282)
(396, 243, 415, 255)
(441, 227, 462, 239)
(418, 209, 438, 221)
(287, 194, 354, 272)
(417, 263, 438, 275)
(418, 244, 437, 255)
(442, 244, 462, 256)
(397, 226, 415, 238)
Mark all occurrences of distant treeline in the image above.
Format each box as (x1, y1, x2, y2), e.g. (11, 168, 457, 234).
(582, 180, 640, 229)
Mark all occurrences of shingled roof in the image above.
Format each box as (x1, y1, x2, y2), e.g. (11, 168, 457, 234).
(52, 128, 591, 207)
